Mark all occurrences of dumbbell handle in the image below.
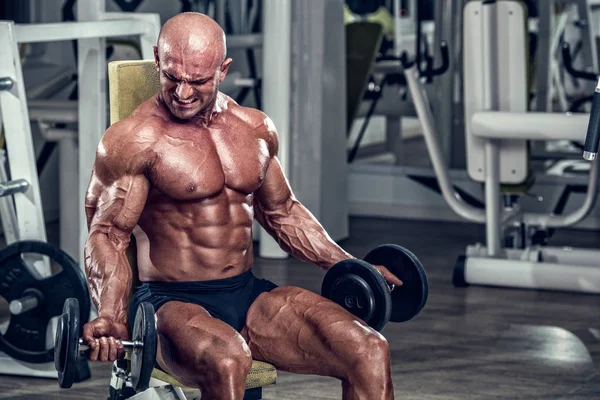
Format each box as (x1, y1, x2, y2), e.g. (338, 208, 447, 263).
(78, 338, 143, 352)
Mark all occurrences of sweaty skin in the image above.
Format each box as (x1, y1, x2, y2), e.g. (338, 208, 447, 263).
(83, 12, 401, 400)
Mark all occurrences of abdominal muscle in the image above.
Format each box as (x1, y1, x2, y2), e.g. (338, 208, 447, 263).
(133, 189, 256, 282)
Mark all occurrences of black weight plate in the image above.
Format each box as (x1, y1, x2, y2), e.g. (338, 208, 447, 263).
(34, 241, 91, 331)
(54, 314, 67, 374)
(330, 274, 375, 323)
(131, 302, 157, 392)
(364, 244, 428, 323)
(322, 259, 392, 332)
(0, 243, 37, 301)
(56, 298, 80, 389)
(2, 310, 54, 363)
(0, 241, 90, 364)
(54, 314, 69, 373)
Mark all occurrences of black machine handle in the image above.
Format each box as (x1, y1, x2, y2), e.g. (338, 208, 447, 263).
(583, 79, 600, 160)
(422, 40, 450, 81)
(414, 0, 449, 82)
(563, 43, 600, 159)
(391, 42, 448, 76)
(562, 42, 598, 81)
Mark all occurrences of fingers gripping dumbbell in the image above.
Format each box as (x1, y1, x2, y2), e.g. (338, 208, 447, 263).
(55, 298, 157, 391)
(78, 337, 143, 354)
(321, 244, 429, 332)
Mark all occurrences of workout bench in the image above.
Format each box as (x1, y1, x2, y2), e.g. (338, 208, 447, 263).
(106, 59, 277, 400)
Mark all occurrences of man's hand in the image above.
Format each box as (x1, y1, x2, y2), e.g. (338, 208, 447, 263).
(82, 317, 129, 362)
(372, 265, 403, 290)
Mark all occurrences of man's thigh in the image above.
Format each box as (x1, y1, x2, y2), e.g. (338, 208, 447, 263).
(155, 301, 252, 386)
(241, 286, 386, 378)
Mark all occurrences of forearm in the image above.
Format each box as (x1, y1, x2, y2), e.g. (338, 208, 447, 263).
(257, 198, 353, 269)
(84, 231, 133, 325)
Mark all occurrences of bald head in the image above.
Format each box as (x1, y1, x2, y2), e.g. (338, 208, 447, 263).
(153, 13, 232, 121)
(157, 12, 227, 64)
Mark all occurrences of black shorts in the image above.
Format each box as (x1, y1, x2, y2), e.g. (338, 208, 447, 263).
(129, 269, 278, 333)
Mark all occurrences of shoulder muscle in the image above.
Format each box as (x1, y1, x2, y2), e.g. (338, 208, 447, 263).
(95, 117, 159, 182)
(234, 106, 279, 157)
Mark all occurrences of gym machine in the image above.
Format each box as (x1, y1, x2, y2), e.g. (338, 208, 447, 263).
(346, 0, 449, 164)
(405, 0, 600, 294)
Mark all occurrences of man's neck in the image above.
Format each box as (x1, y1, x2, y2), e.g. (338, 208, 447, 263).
(157, 92, 223, 127)
(193, 94, 222, 127)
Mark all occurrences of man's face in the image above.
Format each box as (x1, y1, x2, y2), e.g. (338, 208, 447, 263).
(154, 46, 230, 120)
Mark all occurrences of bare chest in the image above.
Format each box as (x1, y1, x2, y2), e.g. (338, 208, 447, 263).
(148, 128, 270, 200)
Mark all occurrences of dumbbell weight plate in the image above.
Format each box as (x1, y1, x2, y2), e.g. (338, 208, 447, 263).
(364, 244, 428, 323)
(331, 274, 376, 323)
(131, 302, 157, 392)
(321, 259, 392, 332)
(55, 298, 80, 389)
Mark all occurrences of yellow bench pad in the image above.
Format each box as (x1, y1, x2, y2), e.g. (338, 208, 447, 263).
(150, 360, 277, 390)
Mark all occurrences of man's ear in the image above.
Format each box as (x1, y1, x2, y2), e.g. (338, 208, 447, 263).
(153, 46, 160, 71)
(219, 58, 233, 82)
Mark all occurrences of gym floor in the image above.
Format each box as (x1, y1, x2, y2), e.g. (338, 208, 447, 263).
(1, 216, 599, 399)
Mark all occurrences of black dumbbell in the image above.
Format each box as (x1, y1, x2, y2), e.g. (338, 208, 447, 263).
(321, 244, 429, 331)
(55, 298, 157, 392)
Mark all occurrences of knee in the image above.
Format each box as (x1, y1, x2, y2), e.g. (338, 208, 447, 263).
(362, 330, 390, 364)
(196, 340, 253, 381)
(212, 348, 253, 379)
(347, 327, 391, 371)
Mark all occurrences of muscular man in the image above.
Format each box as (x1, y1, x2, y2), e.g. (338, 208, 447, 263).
(83, 12, 402, 400)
